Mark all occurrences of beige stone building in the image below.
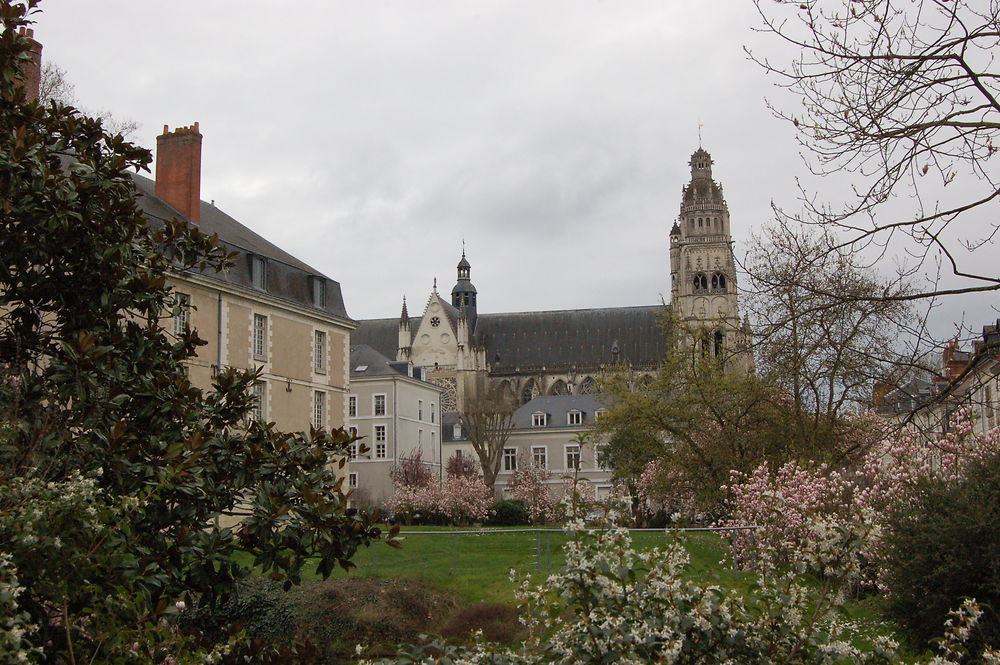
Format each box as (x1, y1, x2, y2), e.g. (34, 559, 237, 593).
(346, 344, 444, 506)
(136, 123, 354, 437)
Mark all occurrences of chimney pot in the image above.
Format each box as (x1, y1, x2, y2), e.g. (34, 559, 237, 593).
(155, 122, 203, 223)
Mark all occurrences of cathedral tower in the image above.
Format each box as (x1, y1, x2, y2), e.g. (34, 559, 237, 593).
(451, 249, 478, 332)
(669, 148, 744, 360)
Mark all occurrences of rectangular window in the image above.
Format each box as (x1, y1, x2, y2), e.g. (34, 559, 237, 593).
(418, 399, 423, 420)
(454, 423, 462, 439)
(532, 412, 546, 427)
(312, 390, 325, 430)
(251, 381, 266, 422)
(314, 330, 326, 373)
(375, 425, 386, 442)
(418, 429, 423, 447)
(374, 394, 386, 416)
(375, 442, 387, 459)
(252, 313, 267, 360)
(311, 276, 326, 308)
(431, 404, 436, 423)
(349, 426, 358, 438)
(567, 410, 583, 426)
(532, 446, 547, 469)
(349, 442, 358, 459)
(565, 445, 581, 470)
(596, 444, 608, 471)
(173, 293, 190, 336)
(348, 395, 357, 417)
(595, 409, 608, 421)
(503, 447, 517, 472)
(251, 255, 268, 291)
(348, 472, 358, 489)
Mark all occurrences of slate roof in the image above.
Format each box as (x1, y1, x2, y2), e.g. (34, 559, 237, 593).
(476, 306, 669, 372)
(131, 173, 351, 321)
(354, 304, 669, 372)
(512, 394, 608, 430)
(350, 344, 406, 378)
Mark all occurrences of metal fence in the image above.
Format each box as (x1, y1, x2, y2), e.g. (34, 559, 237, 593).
(336, 526, 757, 584)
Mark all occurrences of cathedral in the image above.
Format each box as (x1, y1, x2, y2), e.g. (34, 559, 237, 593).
(353, 147, 748, 412)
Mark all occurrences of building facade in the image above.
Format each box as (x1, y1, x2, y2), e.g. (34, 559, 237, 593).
(141, 124, 354, 436)
(444, 395, 614, 499)
(347, 344, 443, 506)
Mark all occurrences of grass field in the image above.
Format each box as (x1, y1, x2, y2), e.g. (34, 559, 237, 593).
(297, 527, 753, 604)
(235, 526, 916, 659)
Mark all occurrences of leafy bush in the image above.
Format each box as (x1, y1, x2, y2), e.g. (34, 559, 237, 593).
(365, 519, 999, 665)
(486, 499, 530, 526)
(881, 449, 1000, 652)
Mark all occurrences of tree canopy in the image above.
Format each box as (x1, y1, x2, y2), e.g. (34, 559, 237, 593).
(0, 3, 387, 661)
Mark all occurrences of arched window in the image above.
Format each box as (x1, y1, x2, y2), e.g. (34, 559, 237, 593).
(711, 272, 727, 291)
(713, 330, 725, 357)
(578, 376, 597, 394)
(548, 380, 568, 396)
(693, 273, 708, 292)
(521, 380, 539, 405)
(698, 218, 703, 228)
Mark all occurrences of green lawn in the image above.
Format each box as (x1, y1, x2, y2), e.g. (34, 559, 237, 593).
(298, 527, 752, 604)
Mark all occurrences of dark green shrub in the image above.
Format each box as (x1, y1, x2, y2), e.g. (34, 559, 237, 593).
(881, 450, 1000, 652)
(180, 577, 459, 664)
(486, 499, 530, 526)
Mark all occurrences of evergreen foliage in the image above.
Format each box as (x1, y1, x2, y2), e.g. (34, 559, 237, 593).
(0, 3, 387, 661)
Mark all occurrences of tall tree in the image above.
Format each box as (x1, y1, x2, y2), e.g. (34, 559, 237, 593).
(461, 393, 516, 491)
(744, 222, 914, 450)
(749, 0, 1000, 303)
(597, 332, 826, 517)
(0, 3, 387, 662)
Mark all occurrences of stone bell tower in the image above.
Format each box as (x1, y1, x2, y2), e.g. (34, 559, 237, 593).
(669, 148, 747, 362)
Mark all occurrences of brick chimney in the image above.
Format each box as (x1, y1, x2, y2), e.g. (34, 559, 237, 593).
(155, 123, 202, 223)
(18, 27, 42, 103)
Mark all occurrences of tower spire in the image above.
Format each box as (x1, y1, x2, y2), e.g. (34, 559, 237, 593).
(452, 247, 478, 332)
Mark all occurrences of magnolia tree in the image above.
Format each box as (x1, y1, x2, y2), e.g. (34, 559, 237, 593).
(723, 410, 1000, 579)
(386, 451, 492, 525)
(506, 451, 555, 524)
(636, 458, 702, 521)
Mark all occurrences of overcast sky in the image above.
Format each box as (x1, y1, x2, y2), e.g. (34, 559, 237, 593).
(34, 1, 995, 343)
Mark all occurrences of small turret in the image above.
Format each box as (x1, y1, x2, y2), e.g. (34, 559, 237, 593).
(451, 248, 478, 332)
(397, 296, 412, 361)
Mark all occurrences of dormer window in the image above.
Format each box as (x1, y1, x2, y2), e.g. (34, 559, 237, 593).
(595, 408, 608, 421)
(250, 255, 267, 291)
(567, 410, 583, 426)
(310, 276, 326, 308)
(453, 423, 462, 439)
(532, 412, 547, 427)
